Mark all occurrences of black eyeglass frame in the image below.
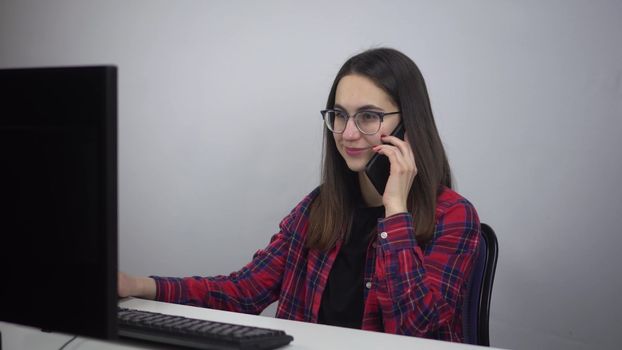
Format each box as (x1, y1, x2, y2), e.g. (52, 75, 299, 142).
(320, 109, 401, 135)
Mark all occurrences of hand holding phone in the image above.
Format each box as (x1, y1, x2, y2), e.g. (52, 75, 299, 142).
(364, 122, 405, 195)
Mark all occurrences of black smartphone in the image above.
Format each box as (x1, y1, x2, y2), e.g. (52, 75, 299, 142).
(364, 122, 405, 195)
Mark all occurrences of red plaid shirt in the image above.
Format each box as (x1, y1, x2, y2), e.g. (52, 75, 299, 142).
(153, 186, 480, 342)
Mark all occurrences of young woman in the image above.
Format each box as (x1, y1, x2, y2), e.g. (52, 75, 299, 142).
(119, 47, 480, 342)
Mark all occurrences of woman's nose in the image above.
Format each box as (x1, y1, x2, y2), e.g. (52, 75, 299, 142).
(342, 118, 360, 139)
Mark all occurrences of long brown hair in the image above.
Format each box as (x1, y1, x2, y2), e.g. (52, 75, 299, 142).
(306, 48, 452, 251)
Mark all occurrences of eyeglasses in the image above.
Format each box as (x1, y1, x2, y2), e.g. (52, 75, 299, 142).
(320, 109, 400, 135)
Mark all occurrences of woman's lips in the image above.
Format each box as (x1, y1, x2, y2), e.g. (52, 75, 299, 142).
(344, 147, 369, 156)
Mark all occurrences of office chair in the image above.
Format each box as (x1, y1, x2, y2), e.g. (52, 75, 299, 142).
(462, 223, 499, 346)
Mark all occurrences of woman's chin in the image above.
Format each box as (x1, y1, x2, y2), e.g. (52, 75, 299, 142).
(344, 159, 368, 173)
(338, 149, 373, 173)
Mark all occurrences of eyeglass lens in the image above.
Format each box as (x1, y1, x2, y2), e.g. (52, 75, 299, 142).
(325, 111, 381, 134)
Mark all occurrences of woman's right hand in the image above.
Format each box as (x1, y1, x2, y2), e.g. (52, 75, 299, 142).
(118, 271, 156, 300)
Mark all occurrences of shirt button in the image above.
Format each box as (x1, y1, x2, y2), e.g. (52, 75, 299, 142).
(380, 231, 388, 239)
(365, 281, 372, 289)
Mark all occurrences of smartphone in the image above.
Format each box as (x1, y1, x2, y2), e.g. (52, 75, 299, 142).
(364, 122, 405, 195)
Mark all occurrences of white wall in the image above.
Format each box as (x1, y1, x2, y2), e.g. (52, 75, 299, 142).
(1, 1, 621, 349)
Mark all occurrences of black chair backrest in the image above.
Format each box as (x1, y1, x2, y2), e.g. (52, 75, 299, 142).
(462, 223, 499, 346)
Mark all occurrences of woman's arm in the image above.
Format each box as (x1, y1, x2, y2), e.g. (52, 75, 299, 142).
(144, 189, 322, 315)
(373, 199, 480, 337)
(150, 211, 298, 314)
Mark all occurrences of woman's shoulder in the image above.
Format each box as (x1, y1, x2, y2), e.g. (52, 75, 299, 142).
(428, 186, 481, 250)
(435, 186, 479, 222)
(300, 186, 321, 209)
(289, 187, 320, 215)
(279, 187, 320, 229)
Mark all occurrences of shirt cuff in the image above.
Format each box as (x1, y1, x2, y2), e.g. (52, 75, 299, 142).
(377, 212, 417, 251)
(151, 276, 185, 304)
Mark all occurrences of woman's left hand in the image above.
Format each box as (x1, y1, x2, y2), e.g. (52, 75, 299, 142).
(372, 134, 417, 217)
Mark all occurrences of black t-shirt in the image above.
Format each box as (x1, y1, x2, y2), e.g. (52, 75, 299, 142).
(317, 205, 384, 329)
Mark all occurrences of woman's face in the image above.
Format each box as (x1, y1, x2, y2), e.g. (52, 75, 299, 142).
(333, 74, 401, 172)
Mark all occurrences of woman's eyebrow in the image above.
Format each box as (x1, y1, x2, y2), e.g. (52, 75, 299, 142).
(333, 103, 385, 111)
(357, 104, 384, 111)
(333, 104, 346, 111)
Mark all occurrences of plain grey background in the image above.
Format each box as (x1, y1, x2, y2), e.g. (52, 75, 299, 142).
(1, 1, 621, 349)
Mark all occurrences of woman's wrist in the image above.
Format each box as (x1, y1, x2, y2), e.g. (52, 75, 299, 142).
(137, 276, 157, 300)
(385, 203, 407, 217)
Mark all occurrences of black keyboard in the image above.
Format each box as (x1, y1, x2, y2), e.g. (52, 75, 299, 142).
(117, 307, 294, 350)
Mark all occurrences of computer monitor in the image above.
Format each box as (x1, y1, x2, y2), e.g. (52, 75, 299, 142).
(0, 66, 118, 340)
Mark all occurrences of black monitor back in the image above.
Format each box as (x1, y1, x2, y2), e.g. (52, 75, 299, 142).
(0, 66, 117, 340)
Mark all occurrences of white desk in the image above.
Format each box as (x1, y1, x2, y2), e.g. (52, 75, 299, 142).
(0, 298, 505, 350)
